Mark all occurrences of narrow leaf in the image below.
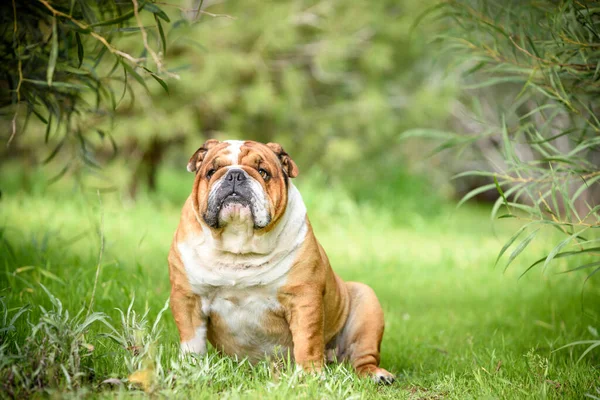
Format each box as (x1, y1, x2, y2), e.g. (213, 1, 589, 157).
(76, 33, 84, 68)
(44, 114, 53, 143)
(142, 66, 168, 94)
(457, 183, 497, 208)
(47, 16, 59, 86)
(121, 61, 148, 91)
(494, 176, 510, 214)
(505, 228, 540, 272)
(543, 229, 589, 272)
(573, 174, 600, 203)
(495, 222, 535, 267)
(521, 247, 600, 278)
(557, 261, 600, 275)
(90, 8, 137, 27)
(155, 15, 166, 55)
(144, 3, 170, 22)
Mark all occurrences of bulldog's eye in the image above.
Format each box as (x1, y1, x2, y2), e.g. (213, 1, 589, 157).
(258, 168, 270, 181)
(206, 169, 216, 180)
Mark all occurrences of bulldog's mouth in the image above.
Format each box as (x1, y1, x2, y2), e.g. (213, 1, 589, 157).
(204, 191, 254, 228)
(221, 193, 250, 208)
(203, 169, 271, 229)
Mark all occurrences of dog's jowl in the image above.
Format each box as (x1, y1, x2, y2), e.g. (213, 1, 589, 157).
(168, 139, 394, 384)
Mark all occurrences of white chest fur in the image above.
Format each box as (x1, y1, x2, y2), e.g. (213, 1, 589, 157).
(178, 184, 307, 357)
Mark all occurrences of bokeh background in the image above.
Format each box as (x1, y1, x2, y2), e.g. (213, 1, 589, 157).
(1, 0, 459, 206)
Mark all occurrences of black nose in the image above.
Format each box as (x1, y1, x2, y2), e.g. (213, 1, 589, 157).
(225, 169, 246, 182)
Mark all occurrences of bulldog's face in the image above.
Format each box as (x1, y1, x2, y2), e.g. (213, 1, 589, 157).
(187, 140, 299, 231)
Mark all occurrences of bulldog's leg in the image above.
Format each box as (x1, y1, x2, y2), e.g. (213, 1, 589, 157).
(282, 285, 325, 372)
(170, 288, 206, 355)
(336, 282, 395, 384)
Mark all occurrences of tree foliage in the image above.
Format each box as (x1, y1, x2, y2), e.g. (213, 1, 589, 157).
(2, 0, 449, 202)
(425, 1, 600, 278)
(1, 0, 182, 179)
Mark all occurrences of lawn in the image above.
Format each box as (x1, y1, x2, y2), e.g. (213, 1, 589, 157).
(1, 166, 599, 399)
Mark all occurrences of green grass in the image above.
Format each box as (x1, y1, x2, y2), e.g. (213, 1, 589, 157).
(1, 166, 599, 399)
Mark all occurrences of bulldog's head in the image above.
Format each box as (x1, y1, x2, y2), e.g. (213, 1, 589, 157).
(187, 140, 299, 231)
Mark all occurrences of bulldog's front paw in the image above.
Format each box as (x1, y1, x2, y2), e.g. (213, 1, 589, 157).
(371, 368, 395, 385)
(356, 365, 396, 385)
(297, 359, 325, 375)
(180, 340, 206, 355)
(179, 327, 207, 356)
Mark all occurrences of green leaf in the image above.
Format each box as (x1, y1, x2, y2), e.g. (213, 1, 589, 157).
(495, 222, 535, 267)
(573, 174, 600, 203)
(77, 0, 98, 23)
(142, 67, 169, 94)
(47, 16, 59, 86)
(452, 170, 497, 180)
(121, 61, 148, 91)
(76, 33, 84, 68)
(155, 14, 167, 55)
(557, 261, 600, 275)
(464, 77, 526, 89)
(42, 135, 67, 164)
(44, 114, 53, 143)
(457, 183, 497, 208)
(543, 229, 589, 272)
(399, 128, 462, 141)
(520, 247, 600, 278)
(505, 228, 540, 272)
(150, 72, 169, 94)
(23, 79, 88, 91)
(584, 204, 600, 220)
(144, 3, 170, 22)
(491, 183, 524, 221)
(90, 8, 137, 27)
(63, 19, 92, 33)
(494, 176, 510, 214)
(31, 107, 49, 124)
(47, 163, 71, 184)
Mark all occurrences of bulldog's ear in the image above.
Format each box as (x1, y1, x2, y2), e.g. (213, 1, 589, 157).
(187, 139, 220, 173)
(266, 142, 299, 178)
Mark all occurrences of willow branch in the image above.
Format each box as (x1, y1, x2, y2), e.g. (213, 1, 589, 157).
(37, 0, 143, 64)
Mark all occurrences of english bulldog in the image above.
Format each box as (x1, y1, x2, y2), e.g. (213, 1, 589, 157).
(168, 139, 394, 383)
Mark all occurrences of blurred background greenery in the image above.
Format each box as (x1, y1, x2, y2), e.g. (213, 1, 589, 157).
(0, 0, 457, 210)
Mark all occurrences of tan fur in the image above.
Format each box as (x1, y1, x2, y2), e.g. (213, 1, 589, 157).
(168, 140, 394, 383)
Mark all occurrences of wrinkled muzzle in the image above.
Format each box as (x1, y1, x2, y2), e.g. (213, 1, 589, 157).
(203, 168, 271, 229)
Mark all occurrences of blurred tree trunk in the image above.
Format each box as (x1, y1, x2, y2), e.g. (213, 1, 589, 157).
(128, 134, 185, 199)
